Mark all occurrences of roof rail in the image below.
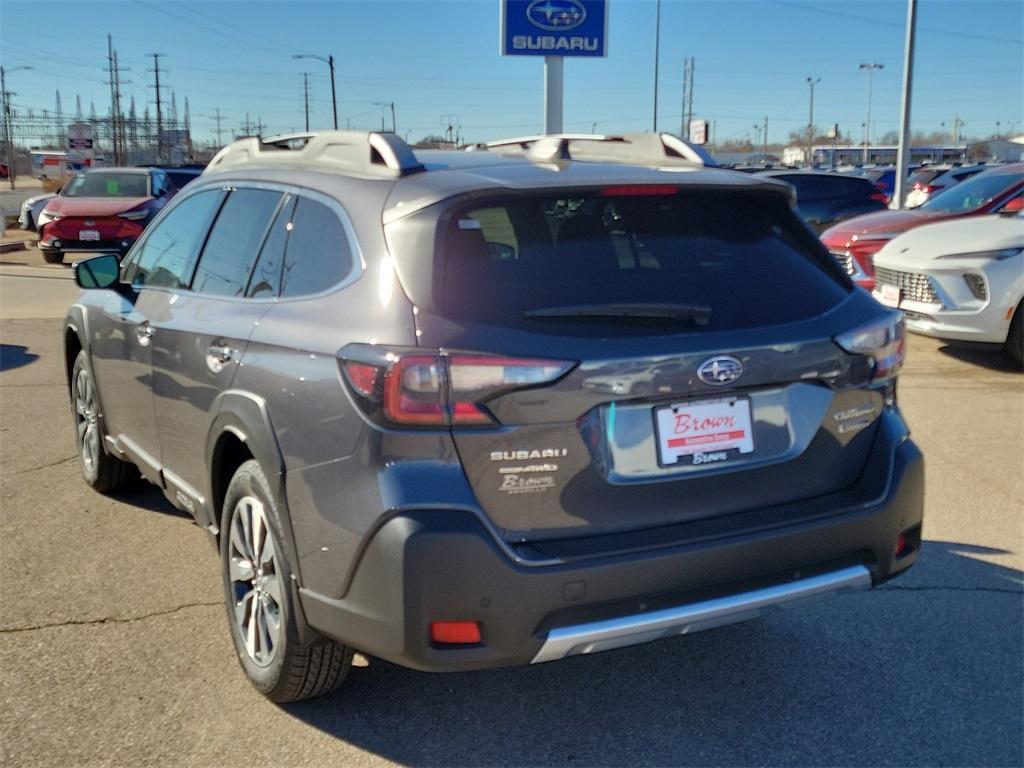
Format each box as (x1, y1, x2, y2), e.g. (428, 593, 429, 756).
(479, 132, 715, 168)
(204, 131, 425, 179)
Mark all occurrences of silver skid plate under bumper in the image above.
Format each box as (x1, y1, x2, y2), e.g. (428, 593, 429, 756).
(531, 564, 872, 663)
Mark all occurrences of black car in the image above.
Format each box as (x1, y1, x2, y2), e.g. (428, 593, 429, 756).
(757, 170, 889, 233)
(64, 131, 923, 702)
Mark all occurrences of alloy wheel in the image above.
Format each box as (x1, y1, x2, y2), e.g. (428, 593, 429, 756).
(227, 495, 284, 667)
(74, 367, 100, 474)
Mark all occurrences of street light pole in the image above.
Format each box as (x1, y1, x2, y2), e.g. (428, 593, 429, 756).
(859, 63, 884, 164)
(806, 76, 821, 167)
(293, 53, 338, 129)
(892, 0, 918, 210)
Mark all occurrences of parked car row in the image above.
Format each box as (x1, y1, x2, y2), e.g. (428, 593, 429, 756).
(19, 166, 203, 257)
(817, 163, 1023, 364)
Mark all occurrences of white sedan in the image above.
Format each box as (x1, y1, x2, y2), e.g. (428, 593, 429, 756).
(872, 207, 1024, 364)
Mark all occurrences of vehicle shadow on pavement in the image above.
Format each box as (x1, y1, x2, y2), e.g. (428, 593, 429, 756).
(282, 539, 1022, 767)
(938, 343, 1021, 373)
(110, 479, 192, 519)
(0, 344, 39, 372)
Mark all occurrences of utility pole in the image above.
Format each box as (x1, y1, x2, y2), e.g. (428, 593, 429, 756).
(148, 53, 166, 163)
(680, 60, 687, 137)
(763, 115, 769, 160)
(652, 0, 661, 132)
(859, 63, 883, 164)
(211, 108, 225, 147)
(374, 102, 396, 133)
(1, 65, 32, 189)
(107, 36, 121, 164)
(806, 76, 821, 166)
(892, 0, 917, 209)
(682, 57, 695, 140)
(951, 113, 964, 144)
(302, 73, 310, 132)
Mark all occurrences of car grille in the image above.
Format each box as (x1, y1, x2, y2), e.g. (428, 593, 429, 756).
(875, 266, 940, 304)
(830, 251, 856, 276)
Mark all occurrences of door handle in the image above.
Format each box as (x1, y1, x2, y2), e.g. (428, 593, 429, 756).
(205, 343, 235, 373)
(135, 322, 153, 347)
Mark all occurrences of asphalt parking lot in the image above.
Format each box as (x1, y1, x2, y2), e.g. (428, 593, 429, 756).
(1, 245, 1021, 767)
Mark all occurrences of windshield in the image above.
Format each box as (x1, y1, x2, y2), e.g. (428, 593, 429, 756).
(920, 170, 1021, 213)
(63, 172, 150, 198)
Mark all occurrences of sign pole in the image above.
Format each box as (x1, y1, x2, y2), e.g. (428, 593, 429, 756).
(544, 56, 564, 134)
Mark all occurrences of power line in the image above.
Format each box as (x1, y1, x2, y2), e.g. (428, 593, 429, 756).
(778, 1, 1023, 45)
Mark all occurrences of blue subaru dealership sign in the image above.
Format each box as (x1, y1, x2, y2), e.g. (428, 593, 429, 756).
(501, 0, 608, 57)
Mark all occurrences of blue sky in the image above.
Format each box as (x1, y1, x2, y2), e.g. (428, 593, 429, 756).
(1, 0, 1021, 147)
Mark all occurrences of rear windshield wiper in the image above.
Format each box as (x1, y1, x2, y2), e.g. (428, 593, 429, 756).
(525, 303, 711, 325)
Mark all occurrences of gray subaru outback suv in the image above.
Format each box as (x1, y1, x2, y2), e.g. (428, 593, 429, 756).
(64, 131, 923, 702)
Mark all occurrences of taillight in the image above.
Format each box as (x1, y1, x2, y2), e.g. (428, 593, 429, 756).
(924, 184, 941, 194)
(870, 191, 888, 203)
(340, 346, 573, 427)
(835, 311, 905, 383)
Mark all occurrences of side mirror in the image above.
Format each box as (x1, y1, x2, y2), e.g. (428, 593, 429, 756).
(73, 253, 121, 289)
(998, 196, 1023, 215)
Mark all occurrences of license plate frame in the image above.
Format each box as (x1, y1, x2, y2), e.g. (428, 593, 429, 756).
(654, 396, 755, 468)
(876, 284, 901, 307)
(78, 229, 101, 242)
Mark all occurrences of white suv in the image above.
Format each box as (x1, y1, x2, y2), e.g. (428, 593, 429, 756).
(873, 210, 1024, 364)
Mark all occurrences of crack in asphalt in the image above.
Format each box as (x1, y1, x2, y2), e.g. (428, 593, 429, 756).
(878, 585, 1021, 595)
(0, 601, 222, 634)
(9, 456, 76, 475)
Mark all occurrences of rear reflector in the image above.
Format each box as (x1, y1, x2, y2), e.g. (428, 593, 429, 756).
(430, 621, 482, 644)
(895, 534, 908, 557)
(600, 184, 678, 196)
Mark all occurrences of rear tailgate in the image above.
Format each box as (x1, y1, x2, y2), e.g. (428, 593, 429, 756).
(389, 185, 881, 544)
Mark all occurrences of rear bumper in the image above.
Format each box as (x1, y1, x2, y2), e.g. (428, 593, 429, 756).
(300, 417, 924, 672)
(39, 238, 134, 255)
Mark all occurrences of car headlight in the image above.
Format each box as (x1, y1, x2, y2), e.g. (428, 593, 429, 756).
(117, 210, 149, 221)
(938, 247, 1022, 260)
(41, 209, 62, 220)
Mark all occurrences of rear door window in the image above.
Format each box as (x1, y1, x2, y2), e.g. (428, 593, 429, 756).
(429, 189, 850, 334)
(192, 188, 283, 297)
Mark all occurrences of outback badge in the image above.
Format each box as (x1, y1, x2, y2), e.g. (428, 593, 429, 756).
(697, 356, 743, 386)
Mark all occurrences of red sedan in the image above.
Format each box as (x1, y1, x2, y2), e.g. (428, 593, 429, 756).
(38, 168, 178, 264)
(822, 163, 1023, 289)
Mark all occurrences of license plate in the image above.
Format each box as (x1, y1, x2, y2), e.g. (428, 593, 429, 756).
(79, 229, 100, 241)
(655, 397, 754, 466)
(876, 284, 900, 307)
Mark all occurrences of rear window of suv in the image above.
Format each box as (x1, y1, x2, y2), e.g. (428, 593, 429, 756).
(393, 189, 850, 335)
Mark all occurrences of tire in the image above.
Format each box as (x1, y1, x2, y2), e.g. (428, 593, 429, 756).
(1005, 301, 1023, 368)
(42, 250, 64, 264)
(70, 350, 136, 493)
(220, 459, 353, 702)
